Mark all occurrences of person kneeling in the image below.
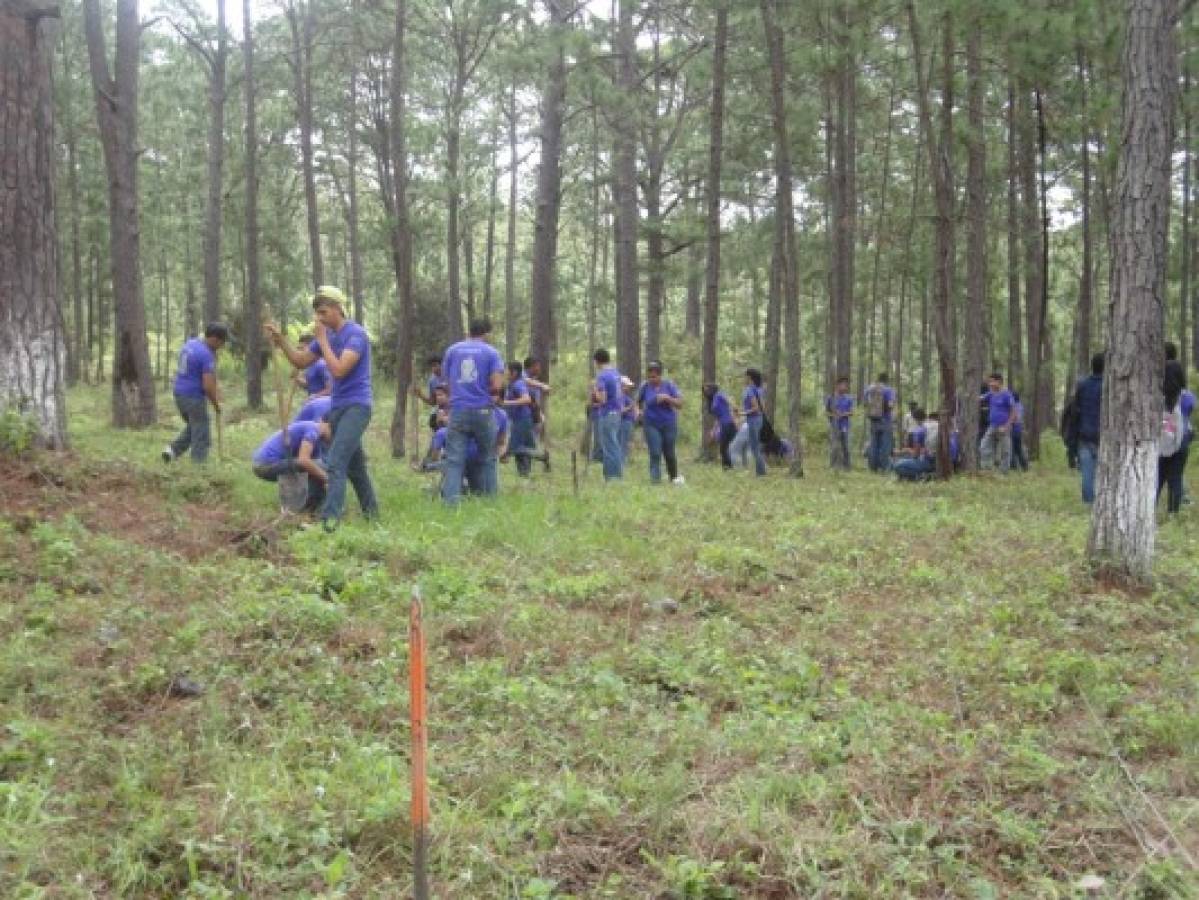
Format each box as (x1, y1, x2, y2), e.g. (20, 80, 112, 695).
(893, 410, 934, 482)
(252, 419, 331, 512)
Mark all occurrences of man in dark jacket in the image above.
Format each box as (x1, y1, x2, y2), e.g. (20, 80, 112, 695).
(1073, 352, 1104, 504)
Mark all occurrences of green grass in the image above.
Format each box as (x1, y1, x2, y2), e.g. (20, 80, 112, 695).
(2, 376, 1197, 898)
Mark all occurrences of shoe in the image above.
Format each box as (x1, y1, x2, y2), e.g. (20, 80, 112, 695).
(161, 446, 174, 464)
(672, 475, 685, 486)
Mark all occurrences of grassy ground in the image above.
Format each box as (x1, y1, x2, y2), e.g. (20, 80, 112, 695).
(2, 377, 1197, 898)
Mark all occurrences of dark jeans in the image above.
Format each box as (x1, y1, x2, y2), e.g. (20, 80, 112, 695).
(718, 422, 737, 469)
(253, 460, 327, 511)
(323, 404, 378, 524)
(442, 407, 497, 504)
(597, 411, 623, 480)
(746, 415, 767, 477)
(1158, 449, 1187, 514)
(170, 394, 211, 463)
(894, 456, 935, 481)
(1079, 440, 1098, 504)
(644, 421, 679, 483)
(868, 419, 893, 472)
(1011, 430, 1029, 471)
(510, 417, 536, 477)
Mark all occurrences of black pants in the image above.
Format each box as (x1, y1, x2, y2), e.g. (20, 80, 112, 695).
(718, 422, 737, 469)
(1158, 447, 1188, 513)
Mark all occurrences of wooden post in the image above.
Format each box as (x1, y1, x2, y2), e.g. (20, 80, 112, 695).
(409, 586, 430, 900)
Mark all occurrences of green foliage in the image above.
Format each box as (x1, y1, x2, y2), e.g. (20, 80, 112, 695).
(0, 409, 39, 457)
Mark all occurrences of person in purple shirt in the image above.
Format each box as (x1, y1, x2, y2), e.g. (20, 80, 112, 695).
(164, 322, 228, 465)
(620, 377, 637, 463)
(414, 355, 446, 408)
(825, 375, 854, 471)
(979, 372, 1014, 472)
(502, 360, 536, 477)
(440, 317, 506, 504)
(293, 337, 332, 398)
(592, 349, 625, 480)
(293, 394, 332, 424)
(252, 420, 331, 511)
(1010, 391, 1029, 472)
(742, 368, 768, 477)
(862, 373, 896, 472)
(638, 361, 684, 485)
(703, 383, 739, 470)
(893, 409, 933, 481)
(265, 285, 378, 529)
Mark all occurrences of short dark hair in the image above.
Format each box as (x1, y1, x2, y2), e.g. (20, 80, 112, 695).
(507, 360, 523, 376)
(427, 354, 442, 366)
(593, 348, 611, 365)
(746, 367, 763, 387)
(877, 373, 889, 383)
(1092, 352, 1105, 375)
(914, 408, 926, 420)
(299, 333, 315, 344)
(1165, 341, 1178, 361)
(468, 318, 492, 337)
(523, 356, 539, 370)
(205, 322, 229, 342)
(989, 372, 1004, 383)
(836, 374, 850, 385)
(647, 360, 663, 374)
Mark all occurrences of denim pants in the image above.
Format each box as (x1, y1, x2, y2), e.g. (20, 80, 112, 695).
(324, 404, 378, 523)
(730, 424, 750, 467)
(510, 417, 536, 477)
(980, 426, 1012, 472)
(253, 460, 327, 511)
(597, 411, 623, 480)
(718, 422, 738, 469)
(620, 419, 634, 462)
(1158, 450, 1186, 514)
(868, 420, 893, 472)
(1011, 430, 1029, 471)
(829, 424, 850, 470)
(746, 415, 767, 476)
(1079, 440, 1098, 504)
(442, 407, 497, 504)
(170, 394, 211, 463)
(894, 456, 935, 481)
(644, 421, 679, 483)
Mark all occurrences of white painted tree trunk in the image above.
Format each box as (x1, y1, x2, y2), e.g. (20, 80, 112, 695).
(1087, 0, 1178, 584)
(0, 0, 68, 449)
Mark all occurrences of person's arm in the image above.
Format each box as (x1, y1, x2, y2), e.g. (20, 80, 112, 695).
(525, 376, 551, 395)
(314, 323, 361, 379)
(202, 371, 221, 413)
(503, 387, 533, 408)
(494, 428, 509, 458)
(265, 323, 319, 370)
(659, 385, 683, 409)
(295, 440, 328, 485)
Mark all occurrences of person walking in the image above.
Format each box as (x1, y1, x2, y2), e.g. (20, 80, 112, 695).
(502, 360, 536, 477)
(163, 322, 228, 464)
(592, 349, 625, 481)
(743, 368, 768, 477)
(1072, 353, 1104, 504)
(979, 373, 1015, 473)
(638, 361, 684, 485)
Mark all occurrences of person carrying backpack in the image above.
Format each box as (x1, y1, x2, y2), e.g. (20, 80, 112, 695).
(1073, 353, 1104, 503)
(1158, 359, 1188, 514)
(862, 373, 896, 472)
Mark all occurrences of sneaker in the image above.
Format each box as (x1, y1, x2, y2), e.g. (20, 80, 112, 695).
(161, 446, 175, 464)
(672, 475, 685, 486)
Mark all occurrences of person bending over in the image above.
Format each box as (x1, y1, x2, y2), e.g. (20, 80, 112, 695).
(252, 419, 332, 511)
(164, 322, 228, 464)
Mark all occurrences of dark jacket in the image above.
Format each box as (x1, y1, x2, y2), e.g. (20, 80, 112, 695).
(1075, 374, 1103, 443)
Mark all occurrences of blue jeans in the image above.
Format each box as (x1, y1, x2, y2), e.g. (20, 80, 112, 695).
(171, 394, 211, 463)
(597, 411, 623, 480)
(746, 415, 767, 476)
(510, 417, 536, 477)
(829, 425, 850, 470)
(442, 407, 497, 504)
(323, 404, 378, 523)
(1079, 440, 1098, 504)
(620, 419, 634, 462)
(894, 456, 934, 481)
(644, 421, 679, 483)
(868, 419, 893, 472)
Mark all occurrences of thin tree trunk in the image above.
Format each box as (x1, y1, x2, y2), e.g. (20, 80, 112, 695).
(1006, 79, 1023, 390)
(387, 0, 414, 458)
(1181, 51, 1191, 373)
(347, 47, 364, 324)
(288, 1, 322, 290)
(1077, 47, 1094, 382)
(243, 0, 263, 408)
(961, 22, 987, 470)
(588, 100, 601, 353)
(445, 83, 464, 342)
(684, 172, 702, 340)
(701, 3, 728, 454)
(0, 0, 67, 447)
(83, 0, 156, 427)
(1033, 87, 1052, 452)
(484, 129, 498, 321)
(832, 0, 856, 383)
(63, 35, 85, 388)
(613, 0, 640, 375)
(504, 82, 518, 362)
(1018, 83, 1045, 451)
(201, 0, 227, 325)
(1088, 0, 1178, 584)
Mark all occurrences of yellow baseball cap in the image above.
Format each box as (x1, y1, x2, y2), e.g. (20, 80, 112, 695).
(313, 285, 348, 308)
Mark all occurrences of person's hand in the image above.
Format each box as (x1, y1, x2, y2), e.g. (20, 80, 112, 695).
(263, 321, 281, 345)
(313, 320, 328, 344)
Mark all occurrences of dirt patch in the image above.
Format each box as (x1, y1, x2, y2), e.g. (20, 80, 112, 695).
(0, 456, 286, 562)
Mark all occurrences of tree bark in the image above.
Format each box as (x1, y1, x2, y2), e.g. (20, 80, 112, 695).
(701, 4, 728, 452)
(0, 0, 67, 448)
(243, 0, 262, 409)
(960, 22, 987, 470)
(387, 0, 414, 458)
(529, 0, 568, 384)
(504, 82, 518, 362)
(831, 0, 856, 383)
(1006, 79, 1023, 391)
(1088, 0, 1178, 585)
(200, 0, 227, 325)
(62, 30, 85, 387)
(83, 0, 156, 427)
(445, 80, 464, 342)
(613, 0, 641, 376)
(1076, 47, 1094, 383)
(347, 41, 364, 325)
(287, 0, 322, 290)
(483, 129, 498, 321)
(1181, 50, 1191, 373)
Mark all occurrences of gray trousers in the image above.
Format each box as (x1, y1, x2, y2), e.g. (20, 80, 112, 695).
(170, 395, 210, 463)
(980, 426, 1012, 472)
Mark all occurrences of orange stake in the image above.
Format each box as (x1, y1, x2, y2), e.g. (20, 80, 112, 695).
(409, 586, 430, 900)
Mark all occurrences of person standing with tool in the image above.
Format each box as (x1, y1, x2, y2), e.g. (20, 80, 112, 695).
(163, 323, 228, 464)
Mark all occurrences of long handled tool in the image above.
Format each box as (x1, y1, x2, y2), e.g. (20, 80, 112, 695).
(410, 384, 422, 471)
(409, 585, 430, 900)
(271, 343, 306, 512)
(215, 407, 226, 462)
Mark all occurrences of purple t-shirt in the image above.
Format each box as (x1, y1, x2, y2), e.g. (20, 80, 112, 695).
(431, 427, 447, 454)
(309, 321, 371, 410)
(621, 393, 637, 422)
(253, 421, 322, 465)
(304, 359, 330, 395)
(639, 380, 680, 428)
(988, 389, 1015, 429)
(742, 385, 764, 418)
(711, 391, 735, 428)
(173, 338, 215, 398)
(1181, 390, 1195, 435)
(505, 378, 533, 423)
(443, 338, 504, 411)
(467, 407, 508, 463)
(294, 395, 332, 424)
(830, 394, 854, 432)
(595, 368, 624, 414)
(907, 425, 927, 451)
(1012, 401, 1025, 436)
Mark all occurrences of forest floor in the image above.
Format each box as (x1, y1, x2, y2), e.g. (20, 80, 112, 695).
(2, 381, 1198, 898)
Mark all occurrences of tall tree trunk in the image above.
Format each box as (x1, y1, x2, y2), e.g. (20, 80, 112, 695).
(684, 172, 702, 340)
(960, 22, 987, 470)
(645, 169, 665, 365)
(1076, 47, 1094, 382)
(1181, 51, 1191, 373)
(1017, 84, 1045, 451)
(387, 0, 414, 458)
(446, 83, 464, 342)
(832, 0, 856, 383)
(529, 0, 568, 384)
(1006, 80, 1023, 389)
(588, 101, 601, 353)
(0, 0, 67, 447)
(62, 32, 85, 387)
(201, 0, 227, 325)
(1033, 88, 1053, 452)
(1088, 0, 1178, 584)
(484, 130, 498, 321)
(613, 0, 640, 375)
(504, 82, 518, 362)
(867, 73, 897, 391)
(908, 1, 957, 477)
(243, 0, 263, 408)
(701, 3, 728, 449)
(347, 47, 364, 325)
(288, 1, 322, 290)
(83, 0, 156, 427)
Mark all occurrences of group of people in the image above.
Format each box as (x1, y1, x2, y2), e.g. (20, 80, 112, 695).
(161, 285, 1196, 525)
